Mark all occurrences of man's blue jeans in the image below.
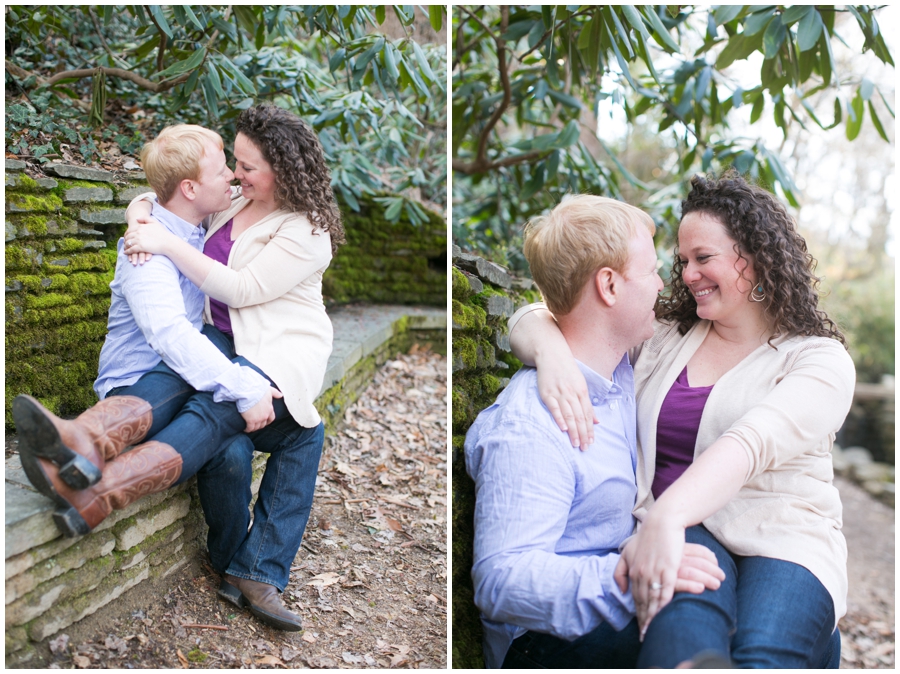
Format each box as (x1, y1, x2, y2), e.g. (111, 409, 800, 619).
(637, 524, 840, 668)
(108, 325, 323, 591)
(502, 618, 641, 668)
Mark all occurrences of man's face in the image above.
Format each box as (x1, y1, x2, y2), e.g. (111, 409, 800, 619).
(191, 139, 234, 216)
(617, 227, 664, 346)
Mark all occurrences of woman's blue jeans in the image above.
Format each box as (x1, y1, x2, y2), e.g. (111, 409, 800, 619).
(108, 324, 323, 591)
(637, 524, 840, 668)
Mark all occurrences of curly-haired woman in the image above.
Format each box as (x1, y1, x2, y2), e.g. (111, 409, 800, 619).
(507, 171, 854, 668)
(120, 104, 344, 631)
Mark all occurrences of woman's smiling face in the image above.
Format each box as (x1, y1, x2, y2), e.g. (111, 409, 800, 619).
(233, 132, 277, 205)
(677, 211, 757, 324)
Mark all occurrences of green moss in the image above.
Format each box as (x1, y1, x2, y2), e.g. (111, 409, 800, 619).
(451, 299, 486, 332)
(187, 649, 208, 663)
(453, 335, 478, 370)
(8, 192, 63, 212)
(24, 293, 74, 310)
(18, 214, 49, 236)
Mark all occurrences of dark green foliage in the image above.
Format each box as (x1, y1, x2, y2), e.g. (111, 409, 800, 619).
(453, 5, 894, 271)
(6, 5, 447, 212)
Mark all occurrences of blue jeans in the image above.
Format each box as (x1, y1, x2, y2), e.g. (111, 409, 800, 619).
(107, 325, 323, 590)
(502, 619, 641, 668)
(192, 326, 324, 592)
(107, 327, 250, 483)
(637, 525, 840, 668)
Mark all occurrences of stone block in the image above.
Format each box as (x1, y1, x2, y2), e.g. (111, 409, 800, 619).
(6, 159, 27, 170)
(113, 491, 192, 551)
(841, 446, 873, 467)
(484, 294, 514, 319)
(7, 193, 63, 213)
(36, 178, 58, 189)
(6, 552, 116, 627)
(26, 562, 149, 641)
(44, 164, 114, 182)
(79, 208, 126, 225)
(5, 625, 28, 654)
(5, 531, 116, 605)
(6, 221, 16, 242)
(493, 328, 510, 353)
(5, 530, 80, 580)
(5, 478, 62, 558)
(455, 253, 513, 289)
(852, 461, 894, 483)
(460, 270, 483, 295)
(118, 521, 185, 571)
(117, 186, 152, 203)
(6, 174, 19, 187)
(64, 187, 113, 203)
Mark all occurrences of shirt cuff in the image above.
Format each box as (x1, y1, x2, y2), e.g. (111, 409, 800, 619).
(508, 301, 549, 335)
(212, 364, 271, 412)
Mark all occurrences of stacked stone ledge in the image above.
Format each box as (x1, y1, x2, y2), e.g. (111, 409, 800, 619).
(450, 245, 539, 669)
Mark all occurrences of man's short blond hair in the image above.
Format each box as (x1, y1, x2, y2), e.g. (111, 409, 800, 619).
(140, 125, 223, 203)
(523, 195, 656, 315)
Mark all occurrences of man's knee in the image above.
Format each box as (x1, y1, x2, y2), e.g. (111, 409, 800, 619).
(200, 434, 254, 481)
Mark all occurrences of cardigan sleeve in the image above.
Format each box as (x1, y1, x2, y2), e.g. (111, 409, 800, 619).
(720, 338, 856, 482)
(199, 217, 332, 308)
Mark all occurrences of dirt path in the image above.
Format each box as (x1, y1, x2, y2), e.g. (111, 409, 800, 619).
(837, 475, 895, 669)
(24, 348, 448, 669)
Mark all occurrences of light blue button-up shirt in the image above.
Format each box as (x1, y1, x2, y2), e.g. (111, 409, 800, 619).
(465, 356, 638, 668)
(94, 202, 269, 411)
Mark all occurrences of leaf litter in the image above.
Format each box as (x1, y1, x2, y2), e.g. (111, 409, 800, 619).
(41, 347, 447, 669)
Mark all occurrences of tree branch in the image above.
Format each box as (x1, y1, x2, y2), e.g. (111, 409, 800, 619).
(452, 149, 550, 175)
(454, 6, 515, 175)
(145, 6, 169, 73)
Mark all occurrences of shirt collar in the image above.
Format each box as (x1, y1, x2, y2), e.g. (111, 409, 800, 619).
(150, 202, 203, 240)
(576, 353, 632, 404)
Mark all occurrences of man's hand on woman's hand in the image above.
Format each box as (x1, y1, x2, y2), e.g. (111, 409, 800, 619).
(613, 524, 724, 640)
(241, 387, 283, 432)
(125, 217, 168, 266)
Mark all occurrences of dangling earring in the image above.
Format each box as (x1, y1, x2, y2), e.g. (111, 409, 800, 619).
(750, 284, 766, 302)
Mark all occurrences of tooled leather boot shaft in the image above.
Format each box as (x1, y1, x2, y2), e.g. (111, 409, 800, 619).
(66, 396, 154, 462)
(64, 441, 183, 530)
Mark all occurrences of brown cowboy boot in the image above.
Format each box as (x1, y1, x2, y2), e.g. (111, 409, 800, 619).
(44, 441, 182, 538)
(219, 575, 303, 631)
(13, 394, 153, 490)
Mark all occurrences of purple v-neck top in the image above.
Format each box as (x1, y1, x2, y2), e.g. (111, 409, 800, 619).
(204, 218, 235, 335)
(652, 367, 714, 499)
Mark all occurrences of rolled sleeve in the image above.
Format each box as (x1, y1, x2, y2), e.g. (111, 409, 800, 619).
(121, 255, 270, 411)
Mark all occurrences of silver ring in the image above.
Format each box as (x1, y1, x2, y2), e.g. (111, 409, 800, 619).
(650, 582, 663, 590)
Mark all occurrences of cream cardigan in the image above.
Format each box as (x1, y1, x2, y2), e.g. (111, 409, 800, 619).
(131, 191, 333, 428)
(199, 196, 333, 429)
(632, 319, 855, 622)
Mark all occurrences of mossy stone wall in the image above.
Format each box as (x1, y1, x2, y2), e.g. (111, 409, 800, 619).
(5, 160, 143, 428)
(450, 245, 538, 669)
(324, 194, 446, 307)
(5, 162, 446, 429)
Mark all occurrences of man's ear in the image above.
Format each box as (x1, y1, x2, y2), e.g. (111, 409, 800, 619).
(178, 178, 197, 202)
(594, 267, 617, 307)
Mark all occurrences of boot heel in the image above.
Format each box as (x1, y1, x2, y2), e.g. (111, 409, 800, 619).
(53, 506, 91, 538)
(58, 455, 102, 489)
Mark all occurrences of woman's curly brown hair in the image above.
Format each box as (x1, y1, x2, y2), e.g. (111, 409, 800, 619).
(656, 170, 845, 345)
(235, 104, 345, 254)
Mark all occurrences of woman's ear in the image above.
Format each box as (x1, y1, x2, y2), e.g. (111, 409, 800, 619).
(593, 267, 617, 307)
